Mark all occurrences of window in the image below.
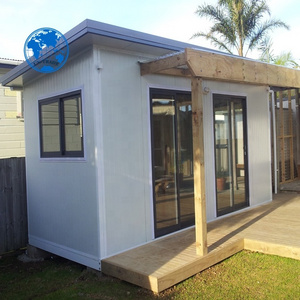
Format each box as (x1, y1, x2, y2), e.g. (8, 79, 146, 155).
(39, 91, 84, 158)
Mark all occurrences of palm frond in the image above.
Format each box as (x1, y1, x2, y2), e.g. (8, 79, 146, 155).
(258, 37, 274, 63)
(193, 0, 289, 57)
(273, 51, 299, 68)
(194, 2, 239, 53)
(246, 18, 290, 55)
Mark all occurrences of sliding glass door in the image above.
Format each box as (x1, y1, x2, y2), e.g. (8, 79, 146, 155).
(213, 94, 249, 216)
(150, 89, 194, 237)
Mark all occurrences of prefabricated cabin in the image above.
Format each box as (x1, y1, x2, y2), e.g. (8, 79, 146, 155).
(1, 19, 299, 270)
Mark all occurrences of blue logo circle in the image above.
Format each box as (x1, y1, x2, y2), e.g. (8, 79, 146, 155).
(24, 27, 69, 73)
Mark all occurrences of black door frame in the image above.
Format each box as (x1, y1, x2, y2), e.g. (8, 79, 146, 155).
(213, 94, 249, 216)
(150, 88, 194, 238)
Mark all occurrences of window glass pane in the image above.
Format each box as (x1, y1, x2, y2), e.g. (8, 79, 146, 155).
(214, 95, 248, 216)
(151, 90, 195, 237)
(152, 96, 179, 233)
(64, 96, 83, 152)
(41, 101, 60, 152)
(176, 94, 194, 226)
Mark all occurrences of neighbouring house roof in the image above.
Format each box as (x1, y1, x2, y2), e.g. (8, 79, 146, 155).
(0, 58, 22, 71)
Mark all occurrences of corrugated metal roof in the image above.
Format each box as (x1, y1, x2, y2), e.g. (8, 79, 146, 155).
(0, 58, 23, 64)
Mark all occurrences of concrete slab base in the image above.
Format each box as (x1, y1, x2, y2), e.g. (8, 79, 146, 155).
(17, 244, 52, 263)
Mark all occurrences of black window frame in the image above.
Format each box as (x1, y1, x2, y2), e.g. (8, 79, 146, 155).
(38, 90, 84, 158)
(213, 94, 249, 216)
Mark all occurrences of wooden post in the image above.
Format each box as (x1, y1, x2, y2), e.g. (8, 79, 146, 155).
(191, 77, 207, 256)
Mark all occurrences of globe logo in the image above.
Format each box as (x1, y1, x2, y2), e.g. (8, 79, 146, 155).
(24, 27, 69, 73)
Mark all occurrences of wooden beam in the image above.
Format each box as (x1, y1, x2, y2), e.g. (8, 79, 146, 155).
(140, 47, 300, 88)
(140, 52, 186, 76)
(157, 67, 191, 77)
(185, 48, 300, 88)
(191, 77, 207, 256)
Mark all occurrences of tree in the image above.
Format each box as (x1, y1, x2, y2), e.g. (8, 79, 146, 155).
(273, 52, 299, 68)
(258, 36, 274, 63)
(192, 0, 289, 57)
(259, 37, 299, 68)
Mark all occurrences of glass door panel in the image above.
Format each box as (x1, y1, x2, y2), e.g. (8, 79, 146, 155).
(151, 89, 194, 237)
(177, 94, 194, 227)
(152, 96, 178, 234)
(233, 101, 247, 207)
(213, 95, 248, 216)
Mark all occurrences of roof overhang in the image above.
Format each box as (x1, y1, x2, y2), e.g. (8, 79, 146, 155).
(140, 48, 300, 89)
(3, 19, 299, 90)
(0, 19, 215, 88)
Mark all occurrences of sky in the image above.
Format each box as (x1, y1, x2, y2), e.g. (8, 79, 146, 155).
(1, 0, 300, 63)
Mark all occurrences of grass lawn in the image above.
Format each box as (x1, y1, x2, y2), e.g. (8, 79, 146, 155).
(0, 249, 299, 299)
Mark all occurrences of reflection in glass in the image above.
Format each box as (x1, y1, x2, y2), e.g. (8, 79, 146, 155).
(41, 101, 60, 152)
(214, 95, 248, 216)
(64, 97, 83, 152)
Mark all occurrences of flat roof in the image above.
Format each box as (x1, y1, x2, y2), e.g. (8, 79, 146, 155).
(0, 19, 213, 88)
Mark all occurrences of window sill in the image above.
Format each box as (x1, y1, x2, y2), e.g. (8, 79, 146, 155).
(39, 157, 87, 163)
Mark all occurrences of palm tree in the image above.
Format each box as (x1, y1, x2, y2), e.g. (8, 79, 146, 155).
(258, 36, 274, 63)
(192, 0, 289, 57)
(259, 37, 299, 68)
(273, 52, 299, 68)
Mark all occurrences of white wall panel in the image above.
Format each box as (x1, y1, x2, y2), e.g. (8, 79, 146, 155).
(24, 49, 101, 267)
(100, 49, 149, 255)
(99, 49, 193, 256)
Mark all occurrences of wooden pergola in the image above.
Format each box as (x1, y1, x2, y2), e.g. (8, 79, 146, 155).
(140, 48, 300, 256)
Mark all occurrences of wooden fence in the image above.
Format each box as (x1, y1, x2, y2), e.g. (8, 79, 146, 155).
(276, 90, 299, 184)
(0, 157, 27, 254)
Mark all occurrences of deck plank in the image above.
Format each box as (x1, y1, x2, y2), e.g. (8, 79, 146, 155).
(101, 193, 300, 293)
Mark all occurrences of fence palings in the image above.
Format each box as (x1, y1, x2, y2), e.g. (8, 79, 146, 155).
(0, 157, 27, 254)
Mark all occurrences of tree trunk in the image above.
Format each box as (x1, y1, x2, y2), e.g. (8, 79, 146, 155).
(239, 36, 243, 56)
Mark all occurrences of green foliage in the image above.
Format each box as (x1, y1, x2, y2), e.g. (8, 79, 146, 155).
(259, 37, 299, 68)
(258, 36, 274, 63)
(192, 0, 289, 57)
(273, 52, 299, 68)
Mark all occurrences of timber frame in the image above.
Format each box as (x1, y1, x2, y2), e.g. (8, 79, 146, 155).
(141, 48, 300, 89)
(140, 47, 300, 256)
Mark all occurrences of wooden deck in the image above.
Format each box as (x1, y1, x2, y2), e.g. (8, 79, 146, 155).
(101, 193, 300, 293)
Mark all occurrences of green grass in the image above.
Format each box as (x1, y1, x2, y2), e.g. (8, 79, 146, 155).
(0, 250, 299, 299)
